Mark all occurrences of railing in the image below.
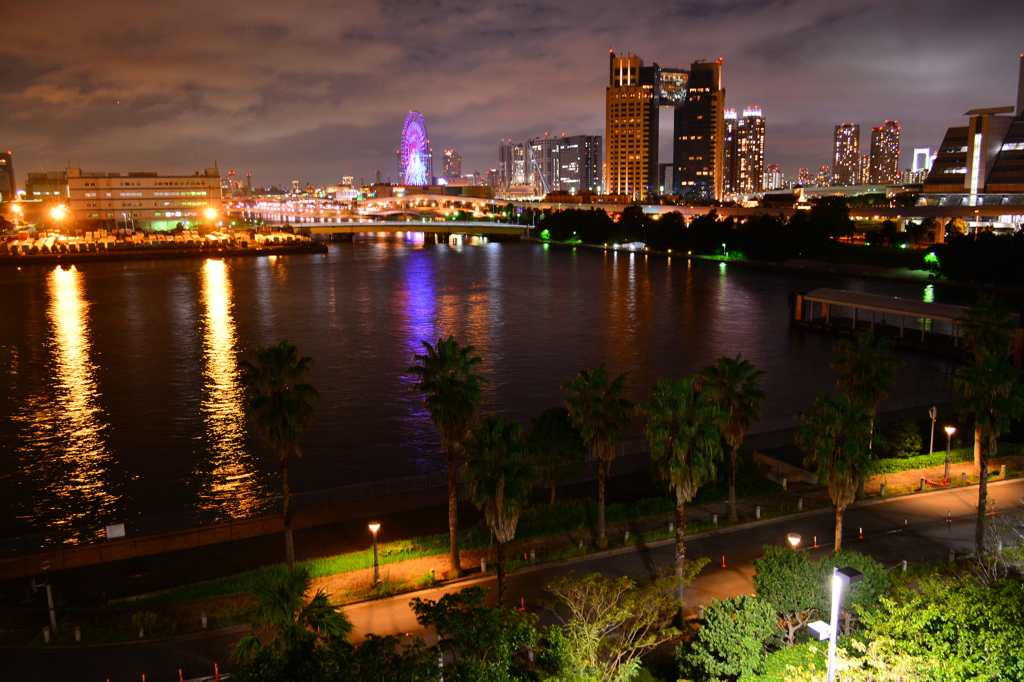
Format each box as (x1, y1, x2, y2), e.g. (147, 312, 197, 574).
(0, 389, 958, 559)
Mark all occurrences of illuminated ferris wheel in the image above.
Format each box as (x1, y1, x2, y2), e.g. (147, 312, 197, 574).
(400, 111, 430, 186)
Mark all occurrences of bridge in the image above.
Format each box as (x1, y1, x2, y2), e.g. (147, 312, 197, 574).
(302, 220, 530, 237)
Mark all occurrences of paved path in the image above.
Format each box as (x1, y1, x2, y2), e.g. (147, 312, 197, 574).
(5, 479, 1021, 682)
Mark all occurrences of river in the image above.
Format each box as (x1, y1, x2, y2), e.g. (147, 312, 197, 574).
(0, 235, 965, 541)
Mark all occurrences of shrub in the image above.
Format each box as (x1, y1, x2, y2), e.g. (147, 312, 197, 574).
(882, 419, 923, 458)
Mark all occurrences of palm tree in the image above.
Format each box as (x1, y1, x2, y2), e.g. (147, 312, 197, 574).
(795, 393, 873, 551)
(641, 376, 724, 605)
(232, 565, 352, 667)
(409, 336, 488, 577)
(955, 295, 1017, 474)
(563, 363, 635, 548)
(955, 357, 1024, 558)
(463, 415, 537, 605)
(240, 340, 320, 571)
(526, 406, 587, 505)
(830, 331, 902, 497)
(700, 355, 767, 521)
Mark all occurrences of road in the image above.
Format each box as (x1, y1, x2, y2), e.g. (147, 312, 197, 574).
(4, 478, 1021, 682)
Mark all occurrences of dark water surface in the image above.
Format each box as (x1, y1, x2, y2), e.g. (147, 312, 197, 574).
(0, 237, 964, 539)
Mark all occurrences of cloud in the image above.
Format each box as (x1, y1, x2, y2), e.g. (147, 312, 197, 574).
(1, 0, 1021, 185)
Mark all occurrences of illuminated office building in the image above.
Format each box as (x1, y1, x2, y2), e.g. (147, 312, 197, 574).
(0, 151, 15, 202)
(557, 135, 603, 193)
(606, 52, 659, 199)
(443, 149, 462, 179)
(674, 59, 725, 200)
(497, 140, 526, 189)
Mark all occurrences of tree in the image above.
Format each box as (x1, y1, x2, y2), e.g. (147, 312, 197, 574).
(677, 595, 780, 681)
(955, 294, 1017, 475)
(350, 634, 439, 682)
(231, 566, 352, 682)
(881, 418, 923, 459)
(955, 357, 1024, 557)
(641, 376, 724, 606)
(818, 550, 890, 635)
(831, 331, 903, 497)
(410, 336, 488, 577)
(527, 406, 587, 505)
(699, 354, 767, 521)
(240, 340, 320, 571)
(753, 546, 828, 647)
(411, 586, 538, 682)
(463, 415, 537, 606)
(795, 393, 873, 551)
(563, 363, 634, 548)
(540, 570, 701, 682)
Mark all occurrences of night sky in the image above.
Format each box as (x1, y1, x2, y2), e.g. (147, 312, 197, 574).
(3, 0, 1022, 188)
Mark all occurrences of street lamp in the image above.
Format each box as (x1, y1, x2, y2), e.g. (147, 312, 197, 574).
(50, 205, 67, 236)
(10, 203, 22, 227)
(929, 406, 937, 454)
(944, 426, 956, 480)
(787, 533, 802, 549)
(808, 567, 864, 682)
(368, 523, 381, 583)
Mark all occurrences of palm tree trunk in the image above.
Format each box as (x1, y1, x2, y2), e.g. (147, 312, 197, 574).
(974, 425, 982, 476)
(497, 539, 506, 606)
(728, 446, 738, 521)
(834, 504, 844, 551)
(597, 458, 607, 548)
(675, 502, 686, 607)
(281, 454, 295, 571)
(976, 431, 990, 559)
(550, 480, 557, 506)
(448, 444, 461, 576)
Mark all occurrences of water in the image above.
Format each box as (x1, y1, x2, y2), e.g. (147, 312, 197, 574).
(0, 236, 965, 540)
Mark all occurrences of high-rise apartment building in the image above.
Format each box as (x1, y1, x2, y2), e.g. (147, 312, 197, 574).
(816, 165, 832, 186)
(606, 52, 659, 199)
(443, 149, 462, 179)
(832, 123, 861, 185)
(764, 163, 782, 191)
(737, 107, 765, 193)
(798, 168, 813, 186)
(0, 151, 15, 202)
(497, 140, 526, 189)
(556, 135, 603, 193)
(674, 59, 725, 200)
(527, 134, 560, 193)
(723, 109, 739, 192)
(869, 120, 900, 184)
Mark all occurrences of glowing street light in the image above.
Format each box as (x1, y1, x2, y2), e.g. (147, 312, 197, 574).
(808, 567, 864, 682)
(944, 426, 957, 480)
(10, 203, 22, 227)
(369, 523, 381, 583)
(787, 533, 802, 549)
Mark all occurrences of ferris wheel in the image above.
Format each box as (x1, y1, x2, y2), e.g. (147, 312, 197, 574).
(400, 111, 430, 186)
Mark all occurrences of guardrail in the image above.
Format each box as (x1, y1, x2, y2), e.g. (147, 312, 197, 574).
(0, 390, 958, 559)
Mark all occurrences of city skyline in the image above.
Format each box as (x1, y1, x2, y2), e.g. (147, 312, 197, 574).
(1, 0, 1022, 188)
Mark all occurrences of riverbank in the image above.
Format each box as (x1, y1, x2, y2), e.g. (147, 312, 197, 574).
(0, 241, 327, 267)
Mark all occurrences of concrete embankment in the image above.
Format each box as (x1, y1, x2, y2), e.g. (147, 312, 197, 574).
(0, 242, 327, 267)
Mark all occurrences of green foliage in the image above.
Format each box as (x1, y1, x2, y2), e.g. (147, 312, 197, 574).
(351, 634, 440, 682)
(412, 586, 537, 682)
(409, 336, 488, 452)
(871, 447, 976, 474)
(881, 418, 923, 458)
(857, 576, 1024, 681)
(955, 294, 1016, 363)
(818, 551, 890, 635)
(677, 595, 780, 681)
(744, 641, 826, 682)
(528, 406, 588, 504)
(540, 570, 698, 682)
(753, 546, 827, 647)
(831, 331, 903, 416)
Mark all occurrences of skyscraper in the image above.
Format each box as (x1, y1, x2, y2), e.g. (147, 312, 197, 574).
(723, 109, 739, 192)
(527, 134, 560, 194)
(0, 151, 15, 202)
(832, 123, 860, 185)
(443, 149, 462, 179)
(737, 107, 765, 193)
(497, 140, 526, 189)
(674, 59, 725, 200)
(606, 52, 658, 199)
(869, 120, 900, 184)
(556, 135, 603, 193)
(764, 163, 782, 191)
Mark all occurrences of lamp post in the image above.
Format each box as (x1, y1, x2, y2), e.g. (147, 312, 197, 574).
(929, 406, 937, 455)
(787, 533, 802, 549)
(368, 523, 381, 583)
(38, 560, 58, 633)
(944, 426, 956, 480)
(808, 567, 864, 682)
(50, 205, 67, 237)
(11, 203, 22, 228)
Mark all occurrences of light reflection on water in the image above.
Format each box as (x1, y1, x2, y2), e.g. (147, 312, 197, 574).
(14, 266, 120, 532)
(195, 259, 265, 517)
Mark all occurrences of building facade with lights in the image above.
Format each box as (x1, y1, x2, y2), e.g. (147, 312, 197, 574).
(869, 120, 900, 184)
(673, 60, 726, 200)
(556, 135, 603, 193)
(60, 167, 223, 230)
(922, 55, 1024, 206)
(0, 152, 15, 202)
(443, 149, 462, 179)
(605, 53, 659, 199)
(832, 123, 860, 186)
